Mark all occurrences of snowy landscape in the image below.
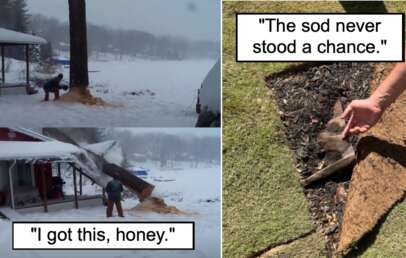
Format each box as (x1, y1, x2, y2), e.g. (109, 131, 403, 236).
(0, 56, 217, 127)
(0, 161, 221, 258)
(0, 128, 221, 258)
(0, 0, 220, 127)
(1, 0, 221, 256)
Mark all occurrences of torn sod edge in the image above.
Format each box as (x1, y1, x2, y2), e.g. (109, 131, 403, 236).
(247, 227, 316, 258)
(338, 194, 406, 257)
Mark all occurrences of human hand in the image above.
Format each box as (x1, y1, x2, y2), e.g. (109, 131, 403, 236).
(340, 98, 384, 137)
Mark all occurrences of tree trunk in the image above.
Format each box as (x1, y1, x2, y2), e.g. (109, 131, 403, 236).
(68, 0, 89, 89)
(102, 163, 155, 201)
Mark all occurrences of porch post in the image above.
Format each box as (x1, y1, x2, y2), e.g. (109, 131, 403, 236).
(25, 44, 30, 86)
(57, 163, 61, 177)
(41, 169, 48, 213)
(73, 165, 79, 209)
(8, 160, 16, 209)
(1, 45, 4, 84)
(79, 172, 82, 196)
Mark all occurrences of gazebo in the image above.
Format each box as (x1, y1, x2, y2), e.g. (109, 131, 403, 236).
(0, 28, 47, 94)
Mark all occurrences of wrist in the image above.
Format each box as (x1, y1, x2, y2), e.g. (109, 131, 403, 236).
(369, 92, 388, 112)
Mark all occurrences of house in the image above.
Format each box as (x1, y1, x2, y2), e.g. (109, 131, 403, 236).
(0, 28, 47, 95)
(0, 128, 103, 215)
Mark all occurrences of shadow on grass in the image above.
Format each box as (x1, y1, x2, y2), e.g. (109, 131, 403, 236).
(339, 1, 387, 13)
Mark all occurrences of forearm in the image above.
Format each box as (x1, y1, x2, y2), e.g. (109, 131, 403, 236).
(370, 61, 406, 110)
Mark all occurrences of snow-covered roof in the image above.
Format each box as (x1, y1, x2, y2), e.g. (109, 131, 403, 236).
(9, 127, 55, 141)
(0, 141, 82, 160)
(0, 28, 47, 45)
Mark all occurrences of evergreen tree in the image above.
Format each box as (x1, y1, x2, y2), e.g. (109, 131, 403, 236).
(0, 0, 14, 29)
(12, 0, 29, 33)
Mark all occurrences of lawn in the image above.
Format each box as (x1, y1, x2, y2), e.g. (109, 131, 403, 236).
(222, 1, 406, 258)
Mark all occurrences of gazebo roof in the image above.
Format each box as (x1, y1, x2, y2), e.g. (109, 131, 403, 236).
(0, 28, 47, 45)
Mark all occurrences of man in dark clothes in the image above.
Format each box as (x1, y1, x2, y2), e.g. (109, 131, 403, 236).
(105, 176, 124, 217)
(43, 73, 67, 101)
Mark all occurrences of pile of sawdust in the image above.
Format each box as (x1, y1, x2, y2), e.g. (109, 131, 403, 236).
(337, 63, 406, 253)
(129, 197, 188, 215)
(58, 86, 117, 107)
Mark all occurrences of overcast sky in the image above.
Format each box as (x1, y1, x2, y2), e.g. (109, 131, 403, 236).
(26, 0, 220, 41)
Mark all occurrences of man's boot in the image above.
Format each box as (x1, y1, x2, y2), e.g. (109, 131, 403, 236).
(106, 200, 113, 217)
(116, 201, 124, 217)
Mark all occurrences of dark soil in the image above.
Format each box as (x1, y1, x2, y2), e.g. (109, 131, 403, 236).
(266, 62, 374, 256)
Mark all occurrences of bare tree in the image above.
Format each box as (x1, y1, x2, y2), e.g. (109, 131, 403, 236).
(68, 0, 89, 90)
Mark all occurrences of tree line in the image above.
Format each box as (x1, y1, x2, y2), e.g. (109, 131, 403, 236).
(30, 14, 219, 60)
(46, 128, 221, 169)
(0, 1, 219, 62)
(102, 129, 221, 169)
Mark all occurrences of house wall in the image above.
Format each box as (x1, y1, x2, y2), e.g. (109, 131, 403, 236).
(0, 161, 10, 206)
(0, 128, 41, 141)
(0, 161, 9, 191)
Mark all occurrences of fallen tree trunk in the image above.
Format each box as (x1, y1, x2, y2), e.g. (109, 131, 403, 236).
(102, 163, 154, 201)
(43, 128, 155, 201)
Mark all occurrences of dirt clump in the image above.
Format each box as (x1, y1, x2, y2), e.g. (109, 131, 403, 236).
(129, 197, 188, 215)
(58, 86, 117, 107)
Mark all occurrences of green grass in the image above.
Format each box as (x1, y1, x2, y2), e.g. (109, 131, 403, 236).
(222, 1, 406, 258)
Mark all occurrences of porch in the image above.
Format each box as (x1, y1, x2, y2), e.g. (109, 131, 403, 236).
(0, 141, 103, 214)
(0, 196, 102, 219)
(15, 195, 102, 214)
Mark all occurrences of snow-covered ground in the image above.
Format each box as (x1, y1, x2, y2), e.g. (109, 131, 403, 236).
(0, 162, 221, 258)
(0, 57, 217, 127)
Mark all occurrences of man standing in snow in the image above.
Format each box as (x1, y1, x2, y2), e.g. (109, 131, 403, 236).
(105, 176, 124, 217)
(43, 73, 67, 101)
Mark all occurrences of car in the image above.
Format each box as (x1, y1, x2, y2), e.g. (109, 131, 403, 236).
(195, 59, 221, 127)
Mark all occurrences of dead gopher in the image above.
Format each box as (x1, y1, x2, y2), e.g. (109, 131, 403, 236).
(318, 101, 353, 158)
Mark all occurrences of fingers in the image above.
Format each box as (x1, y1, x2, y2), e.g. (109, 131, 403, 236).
(349, 125, 369, 134)
(340, 103, 353, 120)
(341, 112, 354, 139)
